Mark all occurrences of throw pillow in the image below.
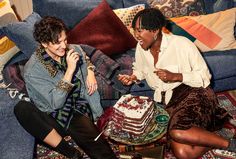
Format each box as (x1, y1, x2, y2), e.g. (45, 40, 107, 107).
(167, 8, 236, 52)
(0, 37, 20, 70)
(113, 4, 145, 36)
(0, 12, 41, 58)
(147, 0, 205, 17)
(0, 0, 19, 81)
(67, 0, 137, 56)
(0, 0, 18, 26)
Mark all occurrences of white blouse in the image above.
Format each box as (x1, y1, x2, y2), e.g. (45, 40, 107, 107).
(132, 32, 211, 104)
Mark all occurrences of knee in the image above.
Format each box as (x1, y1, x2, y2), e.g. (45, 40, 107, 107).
(14, 101, 28, 116)
(14, 101, 34, 119)
(169, 129, 186, 142)
(172, 147, 193, 159)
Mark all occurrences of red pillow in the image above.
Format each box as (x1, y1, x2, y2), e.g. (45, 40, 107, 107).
(67, 0, 137, 56)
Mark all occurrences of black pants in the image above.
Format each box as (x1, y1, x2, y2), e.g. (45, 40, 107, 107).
(14, 101, 117, 159)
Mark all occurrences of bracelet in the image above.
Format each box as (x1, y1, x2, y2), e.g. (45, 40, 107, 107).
(87, 66, 95, 72)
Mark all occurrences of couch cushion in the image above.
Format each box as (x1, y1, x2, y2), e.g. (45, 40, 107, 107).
(122, 0, 149, 8)
(202, 49, 236, 80)
(33, 0, 149, 29)
(203, 0, 235, 14)
(33, 0, 124, 29)
(67, 0, 137, 56)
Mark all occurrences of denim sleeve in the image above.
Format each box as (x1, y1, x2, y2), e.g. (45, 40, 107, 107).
(24, 71, 73, 112)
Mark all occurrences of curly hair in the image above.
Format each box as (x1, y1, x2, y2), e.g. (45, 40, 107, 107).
(33, 16, 68, 44)
(131, 8, 167, 31)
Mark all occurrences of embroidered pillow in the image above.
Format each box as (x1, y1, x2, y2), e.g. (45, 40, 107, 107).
(113, 4, 145, 34)
(147, 0, 205, 17)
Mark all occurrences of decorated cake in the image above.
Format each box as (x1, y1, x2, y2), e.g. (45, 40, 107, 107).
(111, 94, 155, 136)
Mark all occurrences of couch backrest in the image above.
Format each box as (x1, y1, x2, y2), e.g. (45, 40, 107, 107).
(203, 0, 235, 13)
(32, 0, 149, 29)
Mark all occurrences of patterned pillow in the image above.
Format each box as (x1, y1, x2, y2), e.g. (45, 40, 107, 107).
(0, 0, 19, 81)
(147, 0, 205, 18)
(113, 4, 145, 33)
(167, 8, 236, 52)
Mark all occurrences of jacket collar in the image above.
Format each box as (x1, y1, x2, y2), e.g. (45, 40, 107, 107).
(35, 47, 58, 77)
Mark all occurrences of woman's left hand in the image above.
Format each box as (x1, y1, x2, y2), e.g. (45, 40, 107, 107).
(154, 69, 182, 83)
(86, 70, 98, 95)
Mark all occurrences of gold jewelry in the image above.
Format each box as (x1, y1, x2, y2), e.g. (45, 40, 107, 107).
(87, 66, 95, 71)
(154, 34, 157, 41)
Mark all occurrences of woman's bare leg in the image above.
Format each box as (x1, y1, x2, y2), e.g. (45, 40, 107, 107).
(169, 126, 229, 159)
(171, 140, 210, 159)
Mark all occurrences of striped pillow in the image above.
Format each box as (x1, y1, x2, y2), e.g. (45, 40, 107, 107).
(0, 0, 19, 77)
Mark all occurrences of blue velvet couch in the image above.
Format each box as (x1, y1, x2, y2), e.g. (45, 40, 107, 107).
(0, 0, 235, 158)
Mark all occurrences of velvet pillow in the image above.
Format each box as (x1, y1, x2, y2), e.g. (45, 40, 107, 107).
(67, 0, 137, 56)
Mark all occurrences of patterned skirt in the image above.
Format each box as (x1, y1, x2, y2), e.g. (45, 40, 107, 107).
(165, 84, 229, 132)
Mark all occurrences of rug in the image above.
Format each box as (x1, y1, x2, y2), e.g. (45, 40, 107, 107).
(35, 91, 236, 159)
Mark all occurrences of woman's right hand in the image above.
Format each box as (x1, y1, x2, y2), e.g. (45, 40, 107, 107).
(66, 48, 80, 73)
(117, 74, 136, 85)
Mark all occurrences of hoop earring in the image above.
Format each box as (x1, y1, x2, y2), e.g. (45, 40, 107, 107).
(154, 34, 157, 41)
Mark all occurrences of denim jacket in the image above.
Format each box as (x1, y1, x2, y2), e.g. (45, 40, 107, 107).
(24, 44, 103, 120)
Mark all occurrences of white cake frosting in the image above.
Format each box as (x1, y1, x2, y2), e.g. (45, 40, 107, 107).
(112, 94, 155, 135)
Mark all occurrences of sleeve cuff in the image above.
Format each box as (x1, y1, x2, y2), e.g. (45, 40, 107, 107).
(182, 73, 191, 83)
(56, 79, 74, 92)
